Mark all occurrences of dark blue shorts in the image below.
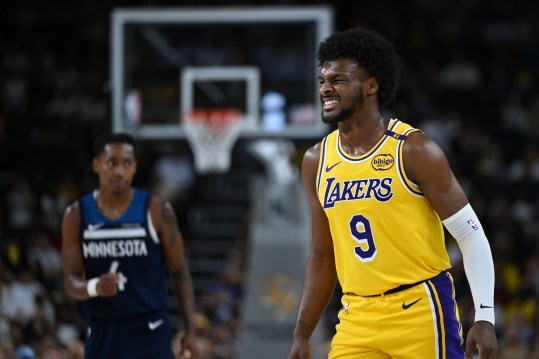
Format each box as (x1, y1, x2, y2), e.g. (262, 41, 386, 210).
(84, 311, 174, 359)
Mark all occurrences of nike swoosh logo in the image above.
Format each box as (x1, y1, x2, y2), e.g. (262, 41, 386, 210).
(480, 303, 493, 309)
(148, 319, 164, 330)
(87, 222, 105, 231)
(325, 161, 342, 172)
(402, 298, 422, 310)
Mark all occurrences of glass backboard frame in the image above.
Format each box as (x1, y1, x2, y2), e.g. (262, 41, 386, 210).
(111, 7, 334, 139)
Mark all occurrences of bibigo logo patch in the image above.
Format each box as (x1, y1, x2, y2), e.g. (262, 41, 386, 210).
(371, 154, 394, 171)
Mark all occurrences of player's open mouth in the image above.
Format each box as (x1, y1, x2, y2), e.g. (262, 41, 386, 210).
(323, 99, 339, 111)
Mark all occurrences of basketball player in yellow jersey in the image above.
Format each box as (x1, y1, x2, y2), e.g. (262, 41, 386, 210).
(288, 28, 497, 359)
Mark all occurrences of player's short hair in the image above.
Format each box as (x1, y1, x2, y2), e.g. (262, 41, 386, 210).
(317, 27, 401, 107)
(92, 132, 136, 158)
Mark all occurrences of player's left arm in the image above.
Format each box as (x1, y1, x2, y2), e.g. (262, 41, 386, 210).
(151, 197, 197, 359)
(403, 132, 497, 359)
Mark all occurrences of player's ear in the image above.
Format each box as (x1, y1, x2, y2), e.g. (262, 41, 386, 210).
(92, 158, 100, 174)
(366, 77, 379, 95)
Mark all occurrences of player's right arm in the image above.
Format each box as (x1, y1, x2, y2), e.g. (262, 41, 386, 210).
(61, 202, 118, 299)
(289, 143, 338, 359)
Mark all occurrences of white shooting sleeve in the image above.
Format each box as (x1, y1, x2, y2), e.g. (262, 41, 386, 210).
(442, 203, 495, 324)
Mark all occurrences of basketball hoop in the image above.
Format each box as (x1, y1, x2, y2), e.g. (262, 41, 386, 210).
(182, 108, 244, 174)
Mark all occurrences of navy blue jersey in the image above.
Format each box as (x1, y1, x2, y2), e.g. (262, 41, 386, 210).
(79, 189, 168, 320)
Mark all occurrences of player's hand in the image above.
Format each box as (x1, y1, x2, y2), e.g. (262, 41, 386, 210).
(288, 337, 311, 359)
(179, 329, 198, 359)
(465, 320, 497, 359)
(97, 273, 120, 297)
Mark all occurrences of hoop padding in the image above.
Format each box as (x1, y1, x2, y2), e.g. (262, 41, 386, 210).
(183, 109, 244, 174)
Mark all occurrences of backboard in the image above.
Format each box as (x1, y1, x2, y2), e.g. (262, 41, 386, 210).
(110, 7, 334, 139)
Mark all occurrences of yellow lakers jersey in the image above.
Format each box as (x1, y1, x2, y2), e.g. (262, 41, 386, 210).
(316, 119, 451, 296)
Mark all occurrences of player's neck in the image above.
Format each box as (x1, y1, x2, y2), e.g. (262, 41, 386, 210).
(338, 113, 387, 156)
(95, 188, 134, 220)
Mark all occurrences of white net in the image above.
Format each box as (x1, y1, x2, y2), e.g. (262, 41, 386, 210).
(183, 109, 244, 174)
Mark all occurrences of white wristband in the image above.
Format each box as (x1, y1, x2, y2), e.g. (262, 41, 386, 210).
(87, 278, 100, 297)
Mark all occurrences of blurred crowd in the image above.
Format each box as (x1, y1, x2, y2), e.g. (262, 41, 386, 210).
(1, 1, 539, 358)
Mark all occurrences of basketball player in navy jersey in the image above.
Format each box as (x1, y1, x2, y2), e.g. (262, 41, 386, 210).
(61, 133, 197, 359)
(288, 28, 497, 358)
